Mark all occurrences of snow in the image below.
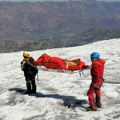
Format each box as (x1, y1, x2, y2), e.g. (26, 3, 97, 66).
(0, 38, 120, 120)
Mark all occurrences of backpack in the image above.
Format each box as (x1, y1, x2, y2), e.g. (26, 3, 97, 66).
(31, 65, 38, 76)
(24, 60, 38, 76)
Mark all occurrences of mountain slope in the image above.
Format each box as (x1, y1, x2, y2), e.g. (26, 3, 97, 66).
(1, 28, 120, 53)
(0, 1, 120, 41)
(0, 38, 120, 120)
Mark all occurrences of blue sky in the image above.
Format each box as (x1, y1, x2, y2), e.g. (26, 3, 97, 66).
(0, 0, 120, 2)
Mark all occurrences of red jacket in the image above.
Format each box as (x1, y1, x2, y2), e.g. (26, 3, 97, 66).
(91, 59, 105, 85)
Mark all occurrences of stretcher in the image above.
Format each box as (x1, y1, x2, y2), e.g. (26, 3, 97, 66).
(38, 66, 82, 73)
(34, 53, 89, 75)
(37, 66, 86, 77)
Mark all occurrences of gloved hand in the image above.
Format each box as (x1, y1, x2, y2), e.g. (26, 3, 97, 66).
(82, 65, 91, 69)
(101, 77, 105, 82)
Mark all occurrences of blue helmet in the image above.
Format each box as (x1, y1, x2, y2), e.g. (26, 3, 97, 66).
(90, 52, 100, 59)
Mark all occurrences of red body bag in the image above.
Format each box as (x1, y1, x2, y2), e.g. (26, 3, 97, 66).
(34, 53, 86, 71)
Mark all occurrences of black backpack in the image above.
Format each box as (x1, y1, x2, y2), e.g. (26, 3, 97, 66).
(31, 66, 38, 76)
(26, 61, 38, 76)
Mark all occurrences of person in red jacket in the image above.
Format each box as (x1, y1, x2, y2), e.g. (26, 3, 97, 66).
(86, 52, 105, 111)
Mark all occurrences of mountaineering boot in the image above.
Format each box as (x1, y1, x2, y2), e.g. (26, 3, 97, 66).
(86, 106, 97, 111)
(96, 95, 102, 108)
(96, 102, 102, 108)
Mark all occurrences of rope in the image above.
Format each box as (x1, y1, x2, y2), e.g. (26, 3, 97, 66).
(104, 81, 120, 84)
(79, 70, 84, 76)
(36, 73, 39, 81)
(14, 76, 24, 79)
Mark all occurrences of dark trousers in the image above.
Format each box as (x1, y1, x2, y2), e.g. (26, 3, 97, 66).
(25, 75, 36, 93)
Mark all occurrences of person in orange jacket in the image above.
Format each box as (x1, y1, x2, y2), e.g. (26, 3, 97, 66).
(21, 51, 38, 94)
(86, 52, 105, 111)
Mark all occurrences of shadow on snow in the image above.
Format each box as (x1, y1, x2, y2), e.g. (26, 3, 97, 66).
(9, 87, 87, 109)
